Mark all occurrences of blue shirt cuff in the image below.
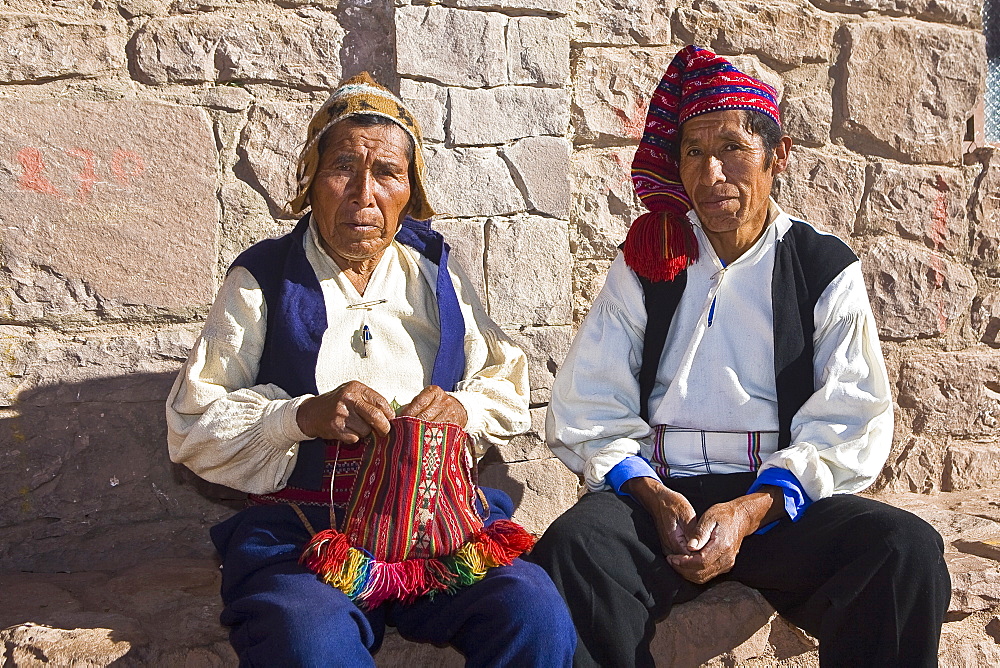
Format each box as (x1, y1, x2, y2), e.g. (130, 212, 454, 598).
(747, 468, 813, 534)
(607, 456, 659, 496)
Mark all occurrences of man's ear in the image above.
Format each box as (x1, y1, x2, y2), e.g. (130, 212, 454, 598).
(771, 135, 793, 176)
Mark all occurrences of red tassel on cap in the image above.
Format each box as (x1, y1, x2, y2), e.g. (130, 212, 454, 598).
(622, 211, 698, 283)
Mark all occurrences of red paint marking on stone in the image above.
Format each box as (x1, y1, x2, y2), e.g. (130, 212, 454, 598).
(930, 174, 949, 249)
(930, 175, 949, 333)
(614, 96, 647, 141)
(16, 147, 63, 197)
(66, 148, 98, 204)
(110, 149, 145, 185)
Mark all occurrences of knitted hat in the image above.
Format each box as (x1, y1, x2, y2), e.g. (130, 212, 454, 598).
(624, 45, 782, 282)
(288, 72, 435, 220)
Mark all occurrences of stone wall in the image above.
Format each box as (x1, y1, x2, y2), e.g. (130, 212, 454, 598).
(0, 0, 995, 573)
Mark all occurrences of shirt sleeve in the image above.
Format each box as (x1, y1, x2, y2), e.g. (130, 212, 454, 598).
(165, 267, 313, 495)
(756, 261, 894, 501)
(546, 253, 655, 491)
(747, 467, 813, 533)
(607, 455, 660, 495)
(444, 259, 531, 456)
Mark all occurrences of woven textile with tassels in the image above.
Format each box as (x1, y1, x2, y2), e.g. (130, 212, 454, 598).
(296, 416, 534, 609)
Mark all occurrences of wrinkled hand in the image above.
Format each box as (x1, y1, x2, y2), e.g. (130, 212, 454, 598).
(667, 487, 785, 584)
(623, 477, 697, 557)
(296, 380, 394, 444)
(398, 385, 468, 428)
(666, 500, 752, 584)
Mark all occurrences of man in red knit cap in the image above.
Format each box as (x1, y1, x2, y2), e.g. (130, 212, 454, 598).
(529, 45, 950, 667)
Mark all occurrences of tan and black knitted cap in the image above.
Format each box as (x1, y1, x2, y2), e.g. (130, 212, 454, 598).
(288, 72, 434, 220)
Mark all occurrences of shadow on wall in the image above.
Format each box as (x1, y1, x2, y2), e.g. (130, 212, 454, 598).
(1, 371, 529, 573)
(0, 372, 239, 574)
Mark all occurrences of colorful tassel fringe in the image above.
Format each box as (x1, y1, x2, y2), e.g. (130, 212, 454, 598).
(300, 520, 535, 609)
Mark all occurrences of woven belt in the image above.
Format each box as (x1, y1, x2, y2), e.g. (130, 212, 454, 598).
(649, 425, 780, 478)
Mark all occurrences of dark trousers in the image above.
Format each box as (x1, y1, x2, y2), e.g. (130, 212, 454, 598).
(526, 473, 951, 668)
(212, 488, 576, 668)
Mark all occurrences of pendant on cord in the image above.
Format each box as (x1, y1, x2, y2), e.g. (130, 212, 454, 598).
(347, 298, 386, 358)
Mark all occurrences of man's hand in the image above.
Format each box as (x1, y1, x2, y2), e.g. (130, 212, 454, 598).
(398, 385, 468, 427)
(296, 380, 394, 444)
(622, 476, 698, 557)
(667, 486, 785, 584)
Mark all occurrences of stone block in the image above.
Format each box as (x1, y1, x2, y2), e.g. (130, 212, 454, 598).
(896, 351, 1000, 439)
(858, 162, 971, 258)
(574, 258, 613, 323)
(861, 237, 977, 340)
(448, 86, 569, 146)
(0, 327, 233, 572)
(507, 16, 570, 86)
(774, 147, 865, 241)
(573, 0, 672, 46)
(219, 181, 292, 274)
(238, 102, 315, 214)
(442, 0, 572, 13)
(486, 215, 572, 326)
(478, 457, 579, 535)
(503, 325, 574, 405)
(571, 146, 642, 260)
(132, 12, 344, 87)
(955, 538, 1000, 563)
(1, 623, 134, 665)
(880, 434, 946, 494)
(970, 148, 1000, 275)
(0, 561, 236, 665)
(432, 217, 488, 303)
(945, 552, 1000, 614)
(399, 79, 448, 144)
(973, 287, 1000, 347)
(336, 0, 397, 91)
(0, 100, 218, 315)
(116, 0, 171, 19)
(131, 15, 221, 84)
(813, 0, 981, 28)
(395, 6, 507, 88)
(879, 493, 1000, 545)
(492, 406, 551, 463)
(572, 46, 676, 143)
(939, 612, 1000, 668)
(674, 0, 837, 68)
(840, 21, 984, 164)
(423, 146, 524, 218)
(502, 136, 571, 218)
(944, 443, 1000, 492)
(0, 14, 125, 83)
(651, 582, 815, 667)
(781, 90, 833, 148)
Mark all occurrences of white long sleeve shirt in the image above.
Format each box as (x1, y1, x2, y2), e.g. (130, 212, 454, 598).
(547, 204, 893, 502)
(167, 219, 530, 495)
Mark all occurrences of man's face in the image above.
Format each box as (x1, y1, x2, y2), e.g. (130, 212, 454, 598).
(678, 110, 789, 243)
(310, 120, 412, 264)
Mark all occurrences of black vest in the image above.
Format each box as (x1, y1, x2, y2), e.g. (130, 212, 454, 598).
(637, 220, 858, 450)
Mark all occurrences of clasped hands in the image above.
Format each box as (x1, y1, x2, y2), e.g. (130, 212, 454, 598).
(622, 476, 784, 584)
(295, 380, 468, 445)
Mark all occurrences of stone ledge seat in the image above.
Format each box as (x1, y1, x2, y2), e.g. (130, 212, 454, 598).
(4, 491, 1000, 667)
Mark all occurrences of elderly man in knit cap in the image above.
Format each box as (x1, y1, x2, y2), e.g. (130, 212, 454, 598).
(528, 46, 950, 667)
(167, 73, 575, 667)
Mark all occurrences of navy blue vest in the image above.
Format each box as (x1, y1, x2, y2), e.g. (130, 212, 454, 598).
(230, 214, 466, 490)
(637, 220, 858, 450)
